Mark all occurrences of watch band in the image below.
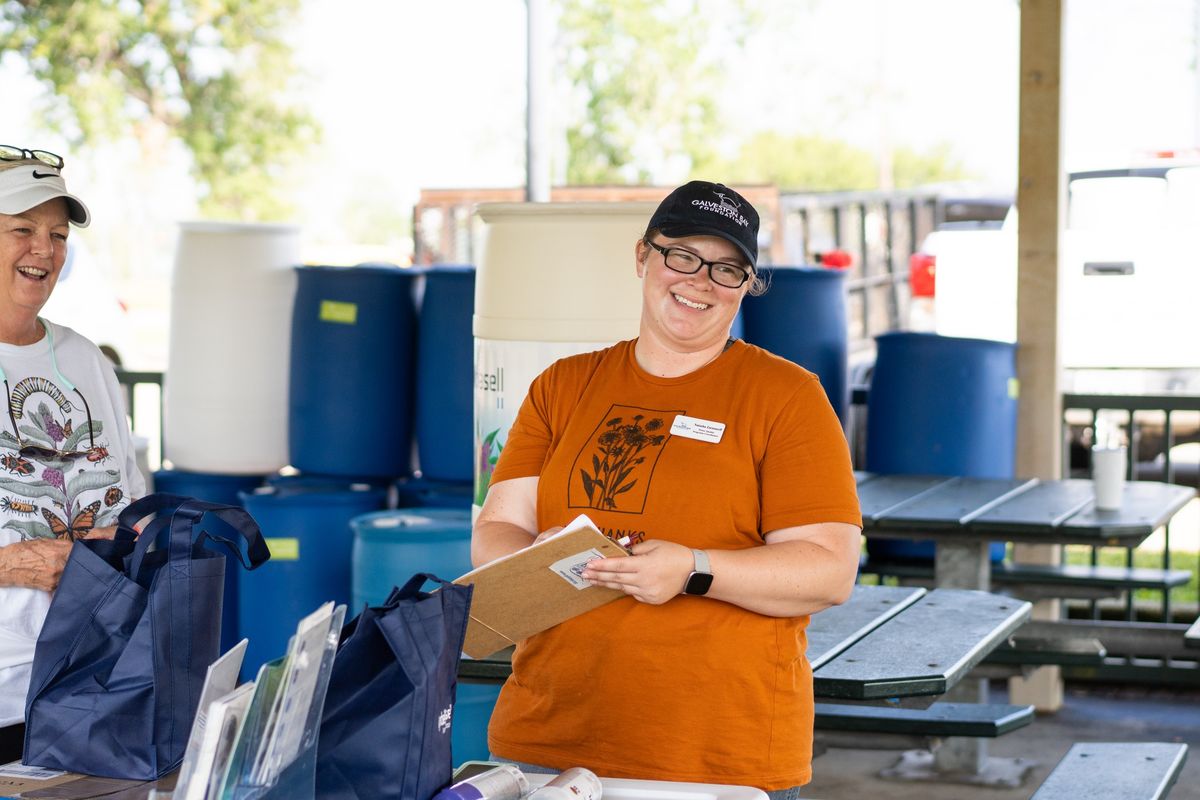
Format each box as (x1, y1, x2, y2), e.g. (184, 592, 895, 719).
(682, 548, 714, 596)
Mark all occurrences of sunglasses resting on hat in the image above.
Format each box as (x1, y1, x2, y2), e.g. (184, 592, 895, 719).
(0, 146, 90, 227)
(0, 145, 66, 170)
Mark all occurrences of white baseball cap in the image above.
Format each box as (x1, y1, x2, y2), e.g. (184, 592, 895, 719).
(0, 163, 91, 227)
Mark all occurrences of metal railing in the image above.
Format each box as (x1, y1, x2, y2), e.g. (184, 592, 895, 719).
(116, 368, 165, 473)
(778, 188, 943, 351)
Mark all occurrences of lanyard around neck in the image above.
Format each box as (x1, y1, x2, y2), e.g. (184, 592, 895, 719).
(0, 319, 75, 391)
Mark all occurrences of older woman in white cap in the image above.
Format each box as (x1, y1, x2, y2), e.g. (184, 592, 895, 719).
(0, 146, 145, 761)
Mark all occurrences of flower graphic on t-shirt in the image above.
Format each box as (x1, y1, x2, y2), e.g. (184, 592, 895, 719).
(41, 466, 64, 492)
(578, 414, 667, 510)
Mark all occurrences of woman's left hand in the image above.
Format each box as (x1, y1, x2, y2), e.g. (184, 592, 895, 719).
(582, 539, 693, 605)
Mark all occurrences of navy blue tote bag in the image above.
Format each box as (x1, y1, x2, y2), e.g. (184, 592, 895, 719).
(23, 493, 270, 780)
(316, 574, 473, 800)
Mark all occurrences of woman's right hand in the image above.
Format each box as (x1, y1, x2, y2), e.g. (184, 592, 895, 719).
(0, 538, 73, 592)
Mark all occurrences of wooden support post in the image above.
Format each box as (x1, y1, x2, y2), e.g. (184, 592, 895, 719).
(1011, 0, 1066, 713)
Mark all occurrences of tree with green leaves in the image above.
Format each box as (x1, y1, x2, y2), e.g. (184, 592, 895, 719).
(554, 0, 754, 185)
(697, 131, 972, 192)
(553, 1, 969, 192)
(697, 132, 878, 192)
(0, 0, 317, 220)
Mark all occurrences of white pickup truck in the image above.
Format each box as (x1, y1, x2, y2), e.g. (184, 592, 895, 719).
(913, 161, 1200, 389)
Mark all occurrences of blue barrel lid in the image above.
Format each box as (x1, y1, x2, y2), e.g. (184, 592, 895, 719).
(875, 330, 1018, 351)
(351, 508, 471, 540)
(421, 263, 475, 275)
(267, 472, 393, 491)
(757, 264, 846, 280)
(239, 483, 388, 507)
(153, 469, 267, 487)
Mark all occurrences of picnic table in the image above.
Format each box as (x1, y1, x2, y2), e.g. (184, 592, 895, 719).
(459, 584, 1031, 705)
(855, 473, 1195, 591)
(854, 472, 1197, 784)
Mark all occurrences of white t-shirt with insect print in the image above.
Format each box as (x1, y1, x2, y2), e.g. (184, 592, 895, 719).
(0, 320, 146, 725)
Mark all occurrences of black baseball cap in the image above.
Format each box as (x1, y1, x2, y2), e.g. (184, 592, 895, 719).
(645, 180, 759, 266)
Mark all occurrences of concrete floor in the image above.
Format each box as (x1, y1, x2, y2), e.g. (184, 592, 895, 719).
(804, 681, 1200, 800)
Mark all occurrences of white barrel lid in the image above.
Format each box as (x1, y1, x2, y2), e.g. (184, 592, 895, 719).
(473, 202, 654, 342)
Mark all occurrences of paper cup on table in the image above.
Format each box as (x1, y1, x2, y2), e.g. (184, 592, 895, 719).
(1092, 445, 1127, 510)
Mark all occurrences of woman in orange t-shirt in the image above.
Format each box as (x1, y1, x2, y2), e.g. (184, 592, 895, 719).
(472, 181, 863, 799)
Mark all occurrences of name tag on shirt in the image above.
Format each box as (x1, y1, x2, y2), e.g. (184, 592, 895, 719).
(670, 414, 726, 444)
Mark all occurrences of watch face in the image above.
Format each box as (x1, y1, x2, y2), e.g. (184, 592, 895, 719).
(684, 571, 714, 596)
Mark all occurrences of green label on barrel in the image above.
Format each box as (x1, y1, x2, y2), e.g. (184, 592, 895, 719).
(319, 300, 358, 324)
(266, 537, 300, 560)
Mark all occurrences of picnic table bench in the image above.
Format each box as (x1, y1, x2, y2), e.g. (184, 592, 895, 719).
(807, 586, 1029, 702)
(1030, 742, 1189, 800)
(980, 629, 1107, 669)
(1017, 618, 1198, 653)
(859, 557, 1193, 601)
(813, 701, 1031, 737)
(805, 585, 1034, 753)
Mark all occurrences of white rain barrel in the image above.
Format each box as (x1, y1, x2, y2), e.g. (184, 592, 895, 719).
(472, 202, 654, 513)
(164, 222, 298, 473)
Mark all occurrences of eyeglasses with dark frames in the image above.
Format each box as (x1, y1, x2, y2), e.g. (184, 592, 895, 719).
(0, 145, 65, 170)
(643, 239, 752, 289)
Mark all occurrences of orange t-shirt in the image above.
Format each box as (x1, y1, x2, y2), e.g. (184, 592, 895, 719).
(486, 339, 861, 790)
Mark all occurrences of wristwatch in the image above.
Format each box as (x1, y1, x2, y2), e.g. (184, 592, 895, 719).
(682, 549, 713, 596)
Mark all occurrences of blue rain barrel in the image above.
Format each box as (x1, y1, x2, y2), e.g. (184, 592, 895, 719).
(237, 484, 388, 675)
(416, 265, 475, 482)
(729, 307, 744, 341)
(266, 471, 394, 496)
(348, 507, 496, 760)
(349, 508, 473, 609)
(740, 267, 849, 421)
(289, 265, 419, 478)
(865, 332, 1017, 561)
(151, 469, 266, 653)
(393, 478, 474, 510)
(454, 683, 502, 764)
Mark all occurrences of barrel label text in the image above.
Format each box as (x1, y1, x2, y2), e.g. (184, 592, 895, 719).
(476, 366, 504, 394)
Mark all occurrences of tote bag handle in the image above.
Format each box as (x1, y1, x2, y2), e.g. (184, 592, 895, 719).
(120, 495, 270, 584)
(382, 573, 453, 607)
(174, 499, 271, 571)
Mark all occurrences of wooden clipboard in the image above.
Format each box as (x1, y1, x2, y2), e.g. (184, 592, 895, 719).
(452, 519, 629, 658)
